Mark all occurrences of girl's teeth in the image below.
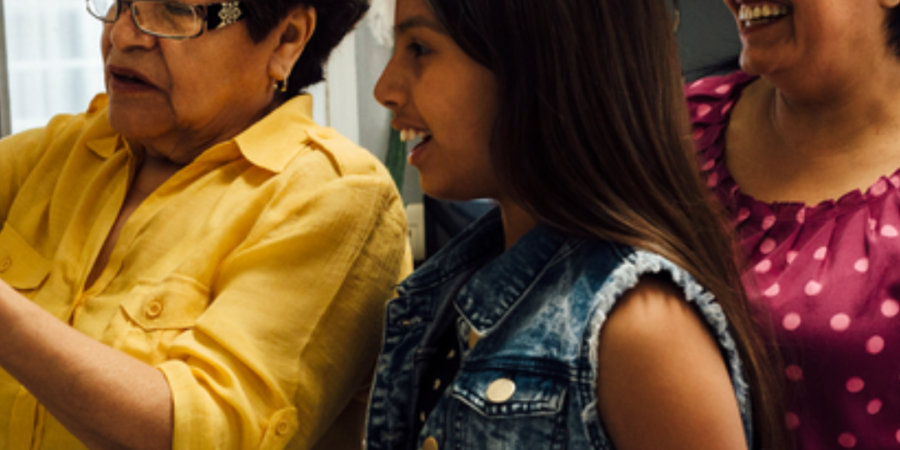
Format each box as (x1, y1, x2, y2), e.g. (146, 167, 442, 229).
(399, 129, 431, 142)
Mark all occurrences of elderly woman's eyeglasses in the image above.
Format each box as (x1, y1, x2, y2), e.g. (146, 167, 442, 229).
(86, 0, 247, 39)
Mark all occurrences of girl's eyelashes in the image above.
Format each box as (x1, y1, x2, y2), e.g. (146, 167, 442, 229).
(408, 41, 433, 58)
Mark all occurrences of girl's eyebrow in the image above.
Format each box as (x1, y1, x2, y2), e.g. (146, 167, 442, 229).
(394, 15, 449, 36)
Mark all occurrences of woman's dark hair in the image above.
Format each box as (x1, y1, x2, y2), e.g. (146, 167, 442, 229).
(242, 0, 369, 96)
(426, 0, 788, 448)
(888, 7, 900, 56)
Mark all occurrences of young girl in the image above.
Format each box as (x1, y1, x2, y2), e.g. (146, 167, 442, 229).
(366, 0, 786, 448)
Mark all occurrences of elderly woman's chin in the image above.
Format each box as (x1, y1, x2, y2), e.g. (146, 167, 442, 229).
(108, 105, 175, 142)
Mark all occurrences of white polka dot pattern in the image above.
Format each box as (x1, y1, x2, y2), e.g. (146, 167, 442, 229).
(688, 71, 900, 450)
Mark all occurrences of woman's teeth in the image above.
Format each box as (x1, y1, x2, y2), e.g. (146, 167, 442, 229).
(739, 3, 790, 25)
(400, 129, 432, 142)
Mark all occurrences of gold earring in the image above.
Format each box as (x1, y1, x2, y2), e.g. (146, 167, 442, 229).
(275, 78, 288, 93)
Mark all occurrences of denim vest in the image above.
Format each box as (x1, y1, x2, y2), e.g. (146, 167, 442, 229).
(365, 209, 752, 450)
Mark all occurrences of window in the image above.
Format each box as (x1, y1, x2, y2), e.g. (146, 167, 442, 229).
(3, 0, 104, 133)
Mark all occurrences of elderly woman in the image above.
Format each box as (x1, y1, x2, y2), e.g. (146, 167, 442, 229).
(0, 0, 411, 449)
(687, 0, 900, 448)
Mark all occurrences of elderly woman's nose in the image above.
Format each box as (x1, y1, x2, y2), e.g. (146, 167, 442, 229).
(374, 59, 407, 111)
(108, 6, 156, 49)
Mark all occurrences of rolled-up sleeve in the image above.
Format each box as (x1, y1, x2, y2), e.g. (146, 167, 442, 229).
(158, 173, 411, 450)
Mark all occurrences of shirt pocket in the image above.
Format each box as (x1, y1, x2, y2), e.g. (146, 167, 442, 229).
(0, 223, 52, 296)
(103, 275, 210, 366)
(448, 367, 568, 448)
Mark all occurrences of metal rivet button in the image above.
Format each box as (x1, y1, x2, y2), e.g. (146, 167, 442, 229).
(486, 378, 516, 403)
(467, 329, 480, 349)
(145, 299, 164, 318)
(0, 257, 11, 273)
(422, 436, 438, 450)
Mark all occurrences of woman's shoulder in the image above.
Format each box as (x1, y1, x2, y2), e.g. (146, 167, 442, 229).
(576, 246, 747, 385)
(685, 71, 756, 128)
(242, 96, 396, 186)
(685, 73, 759, 212)
(283, 128, 401, 209)
(684, 71, 757, 103)
(278, 126, 398, 202)
(595, 270, 752, 450)
(574, 246, 753, 447)
(305, 127, 393, 179)
(581, 248, 731, 337)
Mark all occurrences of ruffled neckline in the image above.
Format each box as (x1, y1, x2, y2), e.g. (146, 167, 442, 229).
(686, 71, 900, 225)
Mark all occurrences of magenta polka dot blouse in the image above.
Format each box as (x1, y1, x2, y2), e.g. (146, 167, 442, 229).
(688, 71, 900, 449)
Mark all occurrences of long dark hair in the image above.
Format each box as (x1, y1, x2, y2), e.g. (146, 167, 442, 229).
(426, 0, 787, 448)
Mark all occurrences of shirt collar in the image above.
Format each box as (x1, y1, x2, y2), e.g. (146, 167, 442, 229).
(82, 94, 318, 173)
(233, 95, 316, 173)
(455, 216, 570, 332)
(83, 94, 121, 159)
(401, 207, 573, 332)
(400, 208, 506, 292)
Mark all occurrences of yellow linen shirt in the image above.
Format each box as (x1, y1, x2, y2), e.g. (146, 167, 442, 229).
(0, 93, 412, 450)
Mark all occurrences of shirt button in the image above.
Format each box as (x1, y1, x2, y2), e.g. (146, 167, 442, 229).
(275, 419, 290, 436)
(144, 298, 164, 319)
(486, 378, 516, 403)
(422, 436, 439, 450)
(0, 257, 11, 273)
(316, 129, 335, 140)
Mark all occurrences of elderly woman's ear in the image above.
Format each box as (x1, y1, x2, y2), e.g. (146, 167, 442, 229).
(268, 6, 318, 85)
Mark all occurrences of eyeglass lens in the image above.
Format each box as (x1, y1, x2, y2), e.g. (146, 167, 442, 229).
(88, 0, 202, 38)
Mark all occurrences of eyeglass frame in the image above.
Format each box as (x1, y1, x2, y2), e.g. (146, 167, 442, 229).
(86, 0, 249, 40)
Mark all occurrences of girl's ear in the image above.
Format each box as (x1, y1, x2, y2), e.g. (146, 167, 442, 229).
(268, 6, 317, 83)
(882, 0, 900, 9)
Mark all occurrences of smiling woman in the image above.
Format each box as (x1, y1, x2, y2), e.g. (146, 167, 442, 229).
(0, 0, 412, 449)
(687, 0, 900, 448)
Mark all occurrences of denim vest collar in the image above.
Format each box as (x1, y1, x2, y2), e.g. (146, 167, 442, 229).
(398, 207, 572, 332)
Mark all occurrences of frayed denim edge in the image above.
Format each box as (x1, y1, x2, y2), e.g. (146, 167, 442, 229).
(584, 250, 752, 448)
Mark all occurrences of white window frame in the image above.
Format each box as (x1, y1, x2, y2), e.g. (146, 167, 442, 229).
(0, 1, 12, 136)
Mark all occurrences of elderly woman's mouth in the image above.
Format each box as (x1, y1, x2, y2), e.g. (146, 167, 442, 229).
(108, 67, 155, 89)
(738, 3, 790, 27)
(112, 73, 150, 86)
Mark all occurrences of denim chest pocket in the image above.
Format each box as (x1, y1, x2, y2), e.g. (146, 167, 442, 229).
(0, 224, 52, 295)
(446, 367, 568, 448)
(102, 275, 210, 365)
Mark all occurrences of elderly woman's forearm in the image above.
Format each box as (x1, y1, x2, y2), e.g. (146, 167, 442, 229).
(0, 281, 173, 450)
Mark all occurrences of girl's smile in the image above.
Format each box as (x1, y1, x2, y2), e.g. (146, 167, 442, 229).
(375, 0, 501, 202)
